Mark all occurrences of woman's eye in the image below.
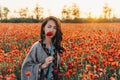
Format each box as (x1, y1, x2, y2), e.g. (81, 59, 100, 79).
(48, 25, 51, 28)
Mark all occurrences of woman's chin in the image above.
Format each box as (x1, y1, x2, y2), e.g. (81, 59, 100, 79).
(47, 35, 54, 39)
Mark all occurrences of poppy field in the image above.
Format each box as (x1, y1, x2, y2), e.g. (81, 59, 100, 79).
(0, 23, 120, 80)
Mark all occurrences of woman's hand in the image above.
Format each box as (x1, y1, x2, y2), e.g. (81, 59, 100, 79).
(41, 56, 54, 69)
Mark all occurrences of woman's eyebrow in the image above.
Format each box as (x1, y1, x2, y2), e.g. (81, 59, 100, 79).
(48, 24, 56, 27)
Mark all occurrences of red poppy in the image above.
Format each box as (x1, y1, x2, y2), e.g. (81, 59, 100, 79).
(61, 59, 65, 66)
(97, 68, 104, 72)
(10, 73, 16, 78)
(110, 77, 116, 80)
(72, 72, 76, 76)
(46, 32, 53, 36)
(65, 71, 70, 78)
(86, 64, 91, 70)
(68, 69, 72, 74)
(53, 69, 58, 73)
(111, 61, 119, 67)
(110, 67, 114, 71)
(108, 57, 114, 62)
(2, 70, 5, 74)
(68, 62, 73, 69)
(0, 75, 3, 79)
(25, 71, 31, 76)
(93, 74, 99, 79)
(58, 73, 63, 77)
(6, 77, 13, 80)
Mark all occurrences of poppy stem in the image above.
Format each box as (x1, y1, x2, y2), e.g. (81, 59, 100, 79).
(28, 76, 29, 80)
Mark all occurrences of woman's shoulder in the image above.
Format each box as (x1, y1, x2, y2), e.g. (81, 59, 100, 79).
(31, 41, 42, 49)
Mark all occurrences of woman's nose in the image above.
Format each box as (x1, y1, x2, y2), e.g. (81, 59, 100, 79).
(50, 28, 54, 31)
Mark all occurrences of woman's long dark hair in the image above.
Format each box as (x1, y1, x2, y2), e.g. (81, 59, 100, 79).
(40, 16, 64, 53)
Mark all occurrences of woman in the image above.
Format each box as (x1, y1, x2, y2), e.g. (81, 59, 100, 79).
(21, 16, 64, 80)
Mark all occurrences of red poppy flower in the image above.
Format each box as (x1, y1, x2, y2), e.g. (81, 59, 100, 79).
(86, 64, 91, 70)
(46, 32, 53, 36)
(110, 77, 116, 80)
(25, 71, 31, 76)
(10, 74, 16, 78)
(6, 77, 13, 80)
(2, 70, 5, 74)
(65, 71, 70, 78)
(58, 73, 62, 77)
(54, 69, 58, 73)
(0, 75, 3, 79)
(111, 61, 119, 67)
(93, 74, 99, 79)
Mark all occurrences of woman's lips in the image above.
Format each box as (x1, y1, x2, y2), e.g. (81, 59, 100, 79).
(46, 31, 53, 36)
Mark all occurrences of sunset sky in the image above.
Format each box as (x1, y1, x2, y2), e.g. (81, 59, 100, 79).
(0, 0, 120, 18)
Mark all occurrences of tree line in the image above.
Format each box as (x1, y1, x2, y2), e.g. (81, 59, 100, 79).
(0, 3, 120, 23)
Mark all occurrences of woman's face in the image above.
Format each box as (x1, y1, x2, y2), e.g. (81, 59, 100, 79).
(44, 20, 57, 38)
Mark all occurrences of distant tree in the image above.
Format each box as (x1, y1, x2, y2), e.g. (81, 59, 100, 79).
(103, 3, 112, 19)
(0, 6, 2, 20)
(18, 8, 28, 18)
(33, 4, 43, 20)
(112, 14, 117, 19)
(87, 12, 94, 22)
(71, 3, 80, 19)
(62, 5, 71, 19)
(28, 15, 34, 19)
(47, 9, 51, 17)
(62, 3, 80, 20)
(103, 4, 108, 19)
(87, 12, 92, 19)
(3, 7, 10, 19)
(62, 5, 67, 19)
(108, 8, 112, 19)
(112, 14, 117, 22)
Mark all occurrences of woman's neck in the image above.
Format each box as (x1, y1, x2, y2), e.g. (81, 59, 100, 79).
(44, 37, 52, 48)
